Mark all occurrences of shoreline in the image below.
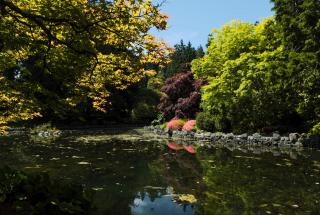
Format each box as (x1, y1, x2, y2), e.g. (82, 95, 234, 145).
(145, 126, 320, 149)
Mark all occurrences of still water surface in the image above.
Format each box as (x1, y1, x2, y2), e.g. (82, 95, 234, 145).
(1, 129, 320, 214)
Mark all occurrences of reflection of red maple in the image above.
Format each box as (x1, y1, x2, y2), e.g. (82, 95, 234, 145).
(184, 146, 196, 154)
(167, 143, 184, 150)
(167, 143, 196, 154)
(182, 120, 196, 131)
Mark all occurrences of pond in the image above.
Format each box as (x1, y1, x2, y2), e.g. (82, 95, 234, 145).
(1, 128, 320, 214)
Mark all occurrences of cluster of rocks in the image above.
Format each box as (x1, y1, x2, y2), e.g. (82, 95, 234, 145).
(32, 131, 61, 137)
(145, 126, 320, 148)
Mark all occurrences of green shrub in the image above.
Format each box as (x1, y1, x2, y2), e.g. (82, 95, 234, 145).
(309, 123, 320, 136)
(159, 122, 167, 129)
(131, 102, 157, 123)
(151, 113, 165, 126)
(196, 112, 215, 132)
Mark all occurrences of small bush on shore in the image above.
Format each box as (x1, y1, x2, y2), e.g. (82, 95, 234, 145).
(182, 120, 197, 131)
(167, 119, 187, 130)
(196, 112, 215, 132)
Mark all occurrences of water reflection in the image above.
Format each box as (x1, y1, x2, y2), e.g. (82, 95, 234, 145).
(131, 193, 194, 215)
(0, 130, 320, 214)
(167, 142, 196, 154)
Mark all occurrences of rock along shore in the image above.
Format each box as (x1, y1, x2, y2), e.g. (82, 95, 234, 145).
(144, 126, 320, 148)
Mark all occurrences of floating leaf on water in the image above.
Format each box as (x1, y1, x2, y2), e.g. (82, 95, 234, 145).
(215, 192, 224, 195)
(24, 165, 42, 169)
(172, 194, 197, 204)
(285, 162, 293, 166)
(92, 187, 104, 191)
(72, 156, 84, 159)
(235, 156, 261, 160)
(78, 162, 90, 165)
(144, 186, 166, 190)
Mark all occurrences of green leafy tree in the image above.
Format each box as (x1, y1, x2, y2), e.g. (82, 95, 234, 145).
(271, 0, 320, 133)
(193, 19, 302, 133)
(0, 0, 171, 133)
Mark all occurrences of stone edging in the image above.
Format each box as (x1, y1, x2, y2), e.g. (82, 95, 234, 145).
(144, 126, 320, 148)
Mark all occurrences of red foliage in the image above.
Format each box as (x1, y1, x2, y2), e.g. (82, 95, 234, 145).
(184, 145, 196, 154)
(167, 119, 185, 130)
(158, 72, 207, 120)
(167, 142, 196, 154)
(167, 143, 184, 151)
(182, 120, 196, 131)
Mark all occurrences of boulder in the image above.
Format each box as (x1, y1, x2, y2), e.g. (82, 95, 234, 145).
(289, 133, 300, 142)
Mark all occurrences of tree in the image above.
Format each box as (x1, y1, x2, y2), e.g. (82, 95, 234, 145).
(193, 19, 302, 133)
(196, 46, 205, 58)
(0, 0, 171, 133)
(161, 40, 198, 78)
(158, 71, 207, 120)
(271, 0, 320, 133)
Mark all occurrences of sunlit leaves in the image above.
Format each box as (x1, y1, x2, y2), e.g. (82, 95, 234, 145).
(0, 0, 171, 131)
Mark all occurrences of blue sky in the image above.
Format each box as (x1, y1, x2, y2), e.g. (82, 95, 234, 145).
(152, 0, 274, 48)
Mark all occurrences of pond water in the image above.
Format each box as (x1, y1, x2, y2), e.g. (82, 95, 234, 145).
(1, 128, 320, 214)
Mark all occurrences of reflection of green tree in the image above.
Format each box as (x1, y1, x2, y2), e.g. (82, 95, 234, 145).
(148, 145, 206, 196)
(1, 135, 206, 215)
(196, 148, 320, 215)
(0, 167, 93, 215)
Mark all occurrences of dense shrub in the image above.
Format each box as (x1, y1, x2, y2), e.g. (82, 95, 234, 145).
(131, 102, 157, 123)
(310, 123, 320, 136)
(158, 72, 207, 120)
(196, 112, 215, 132)
(182, 120, 197, 131)
(167, 119, 186, 130)
(130, 88, 161, 123)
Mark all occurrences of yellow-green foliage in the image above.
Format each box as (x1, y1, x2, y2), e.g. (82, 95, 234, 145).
(309, 123, 320, 136)
(192, 18, 301, 132)
(173, 194, 197, 204)
(0, 0, 172, 133)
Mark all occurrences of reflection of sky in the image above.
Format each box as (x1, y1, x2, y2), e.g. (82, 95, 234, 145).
(131, 193, 194, 215)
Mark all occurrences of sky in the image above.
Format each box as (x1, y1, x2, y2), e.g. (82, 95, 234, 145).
(152, 0, 274, 48)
